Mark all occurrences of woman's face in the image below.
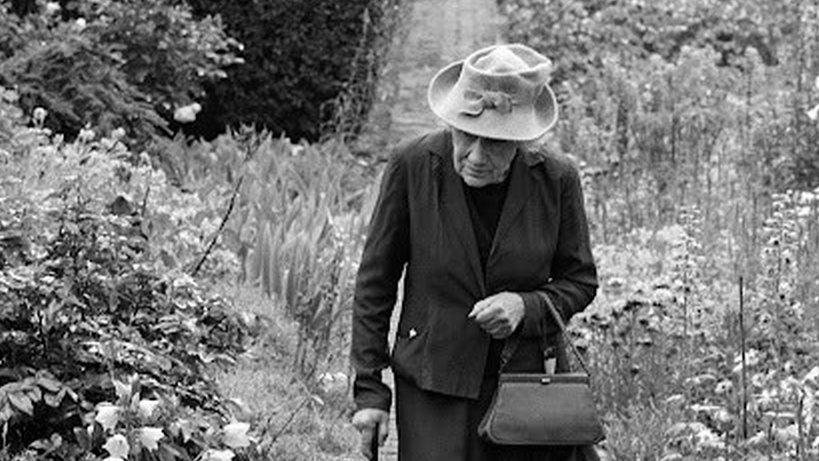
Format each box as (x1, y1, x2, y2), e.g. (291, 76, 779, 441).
(451, 128, 518, 187)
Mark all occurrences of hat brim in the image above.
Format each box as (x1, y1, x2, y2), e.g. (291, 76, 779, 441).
(427, 60, 558, 141)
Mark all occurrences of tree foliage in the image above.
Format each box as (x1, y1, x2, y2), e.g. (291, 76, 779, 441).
(498, 0, 797, 83)
(0, 0, 241, 144)
(184, 0, 402, 141)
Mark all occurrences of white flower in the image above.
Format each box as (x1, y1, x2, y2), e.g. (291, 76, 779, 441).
(202, 449, 235, 461)
(138, 399, 161, 419)
(110, 127, 126, 140)
(137, 427, 164, 451)
(807, 104, 819, 121)
(32, 107, 48, 123)
(44, 2, 61, 14)
(78, 127, 96, 142)
(714, 380, 733, 395)
(173, 103, 202, 123)
(103, 434, 130, 458)
(95, 403, 120, 431)
(803, 366, 819, 385)
(318, 372, 348, 394)
(223, 422, 251, 449)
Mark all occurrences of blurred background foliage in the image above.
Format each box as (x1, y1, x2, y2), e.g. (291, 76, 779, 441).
(1, 0, 401, 144)
(184, 0, 402, 142)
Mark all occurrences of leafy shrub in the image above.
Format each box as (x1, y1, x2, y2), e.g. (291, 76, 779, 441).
(0, 92, 257, 460)
(570, 203, 819, 458)
(0, 0, 241, 144)
(184, 0, 402, 141)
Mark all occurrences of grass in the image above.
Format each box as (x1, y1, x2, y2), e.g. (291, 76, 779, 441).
(212, 283, 360, 461)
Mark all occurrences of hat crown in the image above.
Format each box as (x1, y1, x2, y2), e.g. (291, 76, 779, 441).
(473, 47, 529, 74)
(466, 44, 552, 80)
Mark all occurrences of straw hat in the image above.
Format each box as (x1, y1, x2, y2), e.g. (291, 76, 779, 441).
(427, 44, 558, 141)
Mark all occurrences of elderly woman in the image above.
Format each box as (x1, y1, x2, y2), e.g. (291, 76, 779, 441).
(351, 44, 598, 461)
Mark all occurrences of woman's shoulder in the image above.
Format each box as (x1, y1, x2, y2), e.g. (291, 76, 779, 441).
(390, 129, 449, 161)
(522, 144, 582, 181)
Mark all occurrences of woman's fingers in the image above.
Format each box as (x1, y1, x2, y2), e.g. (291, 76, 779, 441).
(482, 315, 508, 331)
(467, 296, 495, 319)
(470, 293, 523, 338)
(474, 304, 503, 324)
(352, 409, 389, 459)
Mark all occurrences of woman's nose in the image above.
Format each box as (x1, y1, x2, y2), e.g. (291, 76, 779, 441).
(467, 140, 489, 164)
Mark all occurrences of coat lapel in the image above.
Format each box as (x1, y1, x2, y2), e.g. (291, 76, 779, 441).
(489, 151, 531, 262)
(429, 131, 485, 295)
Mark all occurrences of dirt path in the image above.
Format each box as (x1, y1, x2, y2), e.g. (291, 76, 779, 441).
(357, 0, 504, 155)
(358, 0, 506, 459)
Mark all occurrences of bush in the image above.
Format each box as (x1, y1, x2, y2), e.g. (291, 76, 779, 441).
(0, 92, 258, 460)
(185, 0, 402, 141)
(0, 0, 241, 144)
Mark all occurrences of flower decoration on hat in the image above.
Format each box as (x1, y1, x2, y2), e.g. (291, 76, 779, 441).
(460, 89, 517, 117)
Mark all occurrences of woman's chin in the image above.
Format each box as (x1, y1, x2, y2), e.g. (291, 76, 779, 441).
(461, 175, 493, 187)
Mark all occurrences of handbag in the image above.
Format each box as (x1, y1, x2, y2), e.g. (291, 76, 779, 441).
(477, 292, 605, 446)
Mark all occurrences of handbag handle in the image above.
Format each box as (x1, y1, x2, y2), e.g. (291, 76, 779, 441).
(499, 291, 590, 375)
(537, 290, 591, 375)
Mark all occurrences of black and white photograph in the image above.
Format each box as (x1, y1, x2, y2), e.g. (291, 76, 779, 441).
(0, 1, 817, 460)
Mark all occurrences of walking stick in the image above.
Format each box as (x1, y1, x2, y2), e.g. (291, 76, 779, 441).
(369, 429, 379, 461)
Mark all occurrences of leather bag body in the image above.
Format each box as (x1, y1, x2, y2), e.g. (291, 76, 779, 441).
(478, 373, 604, 445)
(478, 292, 605, 446)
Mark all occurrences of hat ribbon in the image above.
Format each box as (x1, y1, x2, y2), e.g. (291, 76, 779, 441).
(460, 89, 517, 117)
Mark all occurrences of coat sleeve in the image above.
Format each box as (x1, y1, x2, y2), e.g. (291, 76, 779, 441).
(351, 151, 410, 412)
(519, 163, 598, 337)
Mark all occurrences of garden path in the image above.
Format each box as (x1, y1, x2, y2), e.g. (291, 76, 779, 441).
(358, 0, 505, 459)
(356, 0, 504, 154)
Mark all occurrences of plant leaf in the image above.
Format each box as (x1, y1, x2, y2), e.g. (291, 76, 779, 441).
(8, 391, 33, 415)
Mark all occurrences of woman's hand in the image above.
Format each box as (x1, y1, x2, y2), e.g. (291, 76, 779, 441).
(468, 291, 525, 339)
(352, 408, 389, 459)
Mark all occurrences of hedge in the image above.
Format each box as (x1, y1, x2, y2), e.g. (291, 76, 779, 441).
(186, 0, 401, 142)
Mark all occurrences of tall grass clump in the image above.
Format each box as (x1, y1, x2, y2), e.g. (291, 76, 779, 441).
(159, 130, 375, 378)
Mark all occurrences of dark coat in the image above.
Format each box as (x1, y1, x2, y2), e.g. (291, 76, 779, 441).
(351, 129, 598, 411)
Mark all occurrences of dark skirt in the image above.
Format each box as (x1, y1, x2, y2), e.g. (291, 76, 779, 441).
(394, 372, 580, 461)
